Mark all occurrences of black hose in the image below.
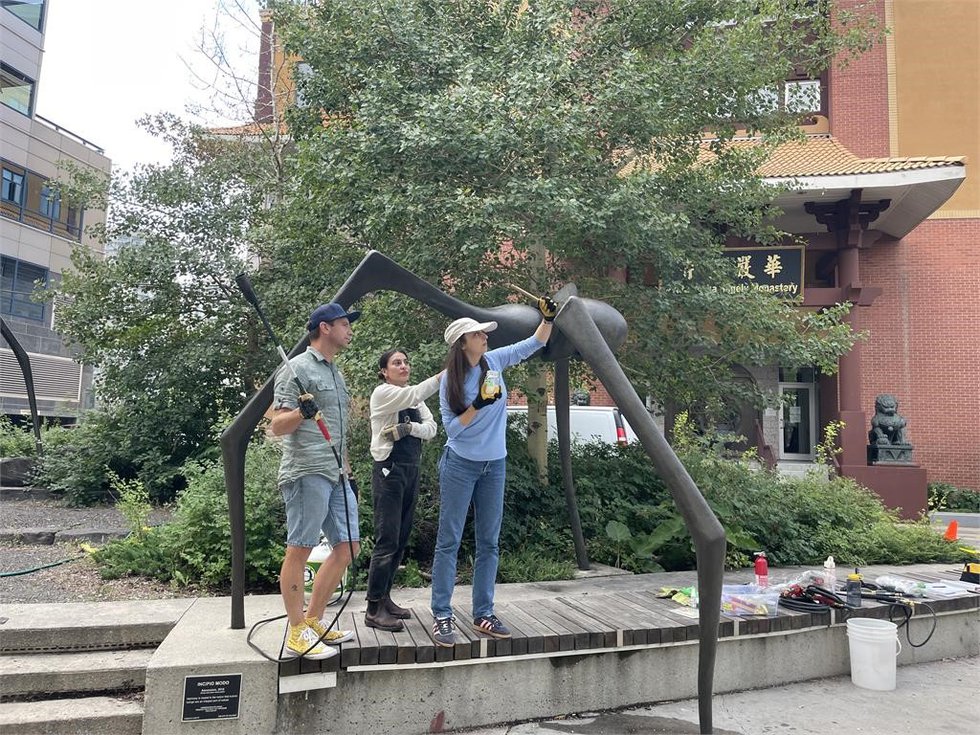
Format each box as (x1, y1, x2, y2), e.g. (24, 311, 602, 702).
(0, 555, 84, 577)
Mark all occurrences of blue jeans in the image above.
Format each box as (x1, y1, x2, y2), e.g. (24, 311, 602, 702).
(430, 447, 506, 620)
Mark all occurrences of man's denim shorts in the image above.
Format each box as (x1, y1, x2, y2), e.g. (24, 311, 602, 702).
(280, 473, 360, 548)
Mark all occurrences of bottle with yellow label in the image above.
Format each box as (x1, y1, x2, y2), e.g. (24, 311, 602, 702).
(481, 370, 501, 400)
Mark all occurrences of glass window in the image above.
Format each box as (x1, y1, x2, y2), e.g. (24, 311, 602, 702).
(39, 184, 60, 219)
(0, 63, 34, 115)
(2, 168, 25, 204)
(0, 256, 48, 322)
(1, 0, 46, 31)
(785, 79, 821, 114)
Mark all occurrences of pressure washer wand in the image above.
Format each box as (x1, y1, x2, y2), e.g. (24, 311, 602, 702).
(234, 274, 338, 459)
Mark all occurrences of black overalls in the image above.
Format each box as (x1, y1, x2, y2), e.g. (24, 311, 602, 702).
(366, 406, 423, 602)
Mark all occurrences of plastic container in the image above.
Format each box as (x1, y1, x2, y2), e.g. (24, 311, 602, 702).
(846, 618, 902, 690)
(721, 584, 779, 617)
(823, 555, 837, 590)
(754, 552, 769, 588)
(874, 575, 925, 597)
(846, 570, 863, 608)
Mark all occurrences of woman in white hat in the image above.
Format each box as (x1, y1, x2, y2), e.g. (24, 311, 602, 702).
(429, 295, 557, 647)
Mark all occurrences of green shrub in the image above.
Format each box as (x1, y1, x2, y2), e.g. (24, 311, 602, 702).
(34, 411, 186, 506)
(95, 439, 287, 590)
(928, 482, 980, 513)
(0, 415, 37, 457)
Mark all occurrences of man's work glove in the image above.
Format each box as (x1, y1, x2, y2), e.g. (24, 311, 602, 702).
(381, 420, 413, 442)
(473, 391, 501, 410)
(537, 295, 558, 322)
(297, 393, 320, 419)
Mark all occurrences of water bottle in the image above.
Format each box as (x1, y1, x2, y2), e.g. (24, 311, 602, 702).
(754, 552, 769, 588)
(823, 555, 837, 591)
(846, 569, 862, 607)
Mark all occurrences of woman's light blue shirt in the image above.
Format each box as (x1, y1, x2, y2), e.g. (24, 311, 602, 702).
(440, 335, 546, 461)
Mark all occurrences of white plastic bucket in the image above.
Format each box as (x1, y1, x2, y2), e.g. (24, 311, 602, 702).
(846, 618, 902, 691)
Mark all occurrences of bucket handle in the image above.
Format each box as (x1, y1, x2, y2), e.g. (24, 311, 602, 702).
(895, 637, 902, 657)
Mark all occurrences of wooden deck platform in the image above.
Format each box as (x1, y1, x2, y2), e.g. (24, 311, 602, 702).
(279, 564, 979, 678)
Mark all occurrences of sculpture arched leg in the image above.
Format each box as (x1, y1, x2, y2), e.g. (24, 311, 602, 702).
(1, 317, 42, 455)
(552, 297, 726, 735)
(554, 358, 589, 570)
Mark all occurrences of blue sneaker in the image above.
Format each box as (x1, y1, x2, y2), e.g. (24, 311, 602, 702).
(432, 616, 455, 647)
(473, 614, 511, 639)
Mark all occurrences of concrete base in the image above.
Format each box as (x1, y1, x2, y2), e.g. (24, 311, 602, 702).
(275, 609, 978, 735)
(142, 597, 283, 735)
(843, 463, 928, 519)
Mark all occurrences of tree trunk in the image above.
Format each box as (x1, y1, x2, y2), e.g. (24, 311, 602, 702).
(526, 366, 549, 482)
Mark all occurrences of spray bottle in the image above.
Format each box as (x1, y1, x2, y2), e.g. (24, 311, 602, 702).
(823, 555, 837, 591)
(754, 552, 769, 588)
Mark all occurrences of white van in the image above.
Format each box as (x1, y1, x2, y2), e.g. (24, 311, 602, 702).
(506, 405, 639, 446)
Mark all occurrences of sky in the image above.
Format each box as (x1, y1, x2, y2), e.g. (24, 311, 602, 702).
(36, 0, 261, 173)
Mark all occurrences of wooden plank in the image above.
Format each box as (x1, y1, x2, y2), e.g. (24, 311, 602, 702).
(563, 594, 637, 647)
(557, 597, 618, 648)
(607, 593, 669, 645)
(539, 598, 605, 649)
(390, 620, 417, 665)
(402, 611, 435, 664)
(374, 626, 399, 665)
(496, 604, 546, 654)
(324, 611, 356, 672)
(512, 600, 575, 651)
(352, 613, 380, 666)
(493, 606, 528, 656)
(604, 592, 677, 645)
(619, 592, 689, 642)
(505, 602, 562, 653)
(634, 590, 703, 640)
(536, 598, 598, 650)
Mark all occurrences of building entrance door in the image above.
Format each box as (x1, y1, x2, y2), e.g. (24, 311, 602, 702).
(779, 383, 816, 460)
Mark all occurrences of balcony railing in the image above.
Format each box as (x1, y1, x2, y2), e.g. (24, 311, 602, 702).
(35, 114, 106, 156)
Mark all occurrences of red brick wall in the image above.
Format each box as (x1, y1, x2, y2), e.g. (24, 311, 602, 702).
(830, 0, 890, 157)
(858, 219, 980, 489)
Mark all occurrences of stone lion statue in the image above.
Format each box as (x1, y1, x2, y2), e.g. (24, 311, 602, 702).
(869, 394, 907, 446)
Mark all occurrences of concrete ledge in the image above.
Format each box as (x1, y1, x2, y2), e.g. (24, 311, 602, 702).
(0, 649, 153, 696)
(0, 695, 143, 735)
(275, 605, 979, 735)
(0, 599, 196, 653)
(142, 597, 282, 735)
(0, 528, 57, 544)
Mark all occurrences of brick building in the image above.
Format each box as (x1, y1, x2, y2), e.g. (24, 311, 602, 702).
(722, 0, 978, 510)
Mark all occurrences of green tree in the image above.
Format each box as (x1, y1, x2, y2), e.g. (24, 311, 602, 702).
(47, 116, 291, 499)
(272, 0, 877, 440)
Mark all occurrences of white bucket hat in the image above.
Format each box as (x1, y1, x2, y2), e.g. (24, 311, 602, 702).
(444, 317, 497, 345)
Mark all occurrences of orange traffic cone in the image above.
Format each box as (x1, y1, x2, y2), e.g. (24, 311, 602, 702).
(944, 520, 959, 541)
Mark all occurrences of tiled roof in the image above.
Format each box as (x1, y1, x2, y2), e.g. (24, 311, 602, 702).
(715, 134, 966, 177)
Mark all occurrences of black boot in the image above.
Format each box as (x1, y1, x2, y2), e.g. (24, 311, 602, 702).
(365, 599, 404, 631)
(384, 596, 412, 619)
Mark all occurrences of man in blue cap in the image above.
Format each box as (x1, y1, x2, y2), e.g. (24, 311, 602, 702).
(270, 302, 361, 659)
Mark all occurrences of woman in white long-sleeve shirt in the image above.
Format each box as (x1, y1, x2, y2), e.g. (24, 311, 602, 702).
(364, 348, 442, 631)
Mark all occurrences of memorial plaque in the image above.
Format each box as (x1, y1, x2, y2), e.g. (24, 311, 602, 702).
(182, 674, 242, 722)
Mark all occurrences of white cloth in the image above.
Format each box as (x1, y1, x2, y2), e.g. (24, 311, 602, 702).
(369, 374, 440, 461)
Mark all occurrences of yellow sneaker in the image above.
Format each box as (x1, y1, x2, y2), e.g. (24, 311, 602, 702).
(306, 616, 354, 645)
(284, 624, 338, 660)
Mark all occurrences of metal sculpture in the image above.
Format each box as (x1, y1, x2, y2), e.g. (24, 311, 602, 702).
(0, 316, 43, 455)
(222, 250, 725, 733)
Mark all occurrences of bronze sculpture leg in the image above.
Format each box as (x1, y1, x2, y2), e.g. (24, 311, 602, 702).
(553, 297, 726, 735)
(554, 358, 590, 570)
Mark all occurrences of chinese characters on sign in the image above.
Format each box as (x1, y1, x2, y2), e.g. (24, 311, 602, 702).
(721, 247, 804, 298)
